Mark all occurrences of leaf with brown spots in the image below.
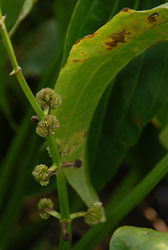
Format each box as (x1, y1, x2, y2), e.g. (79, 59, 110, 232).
(105, 30, 131, 50)
(53, 3, 168, 207)
(147, 12, 159, 22)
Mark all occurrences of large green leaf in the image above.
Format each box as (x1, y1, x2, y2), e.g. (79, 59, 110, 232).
(54, 4, 168, 207)
(62, 0, 164, 66)
(9, 0, 36, 37)
(24, 0, 125, 198)
(80, 0, 168, 191)
(53, 0, 77, 39)
(126, 124, 166, 176)
(0, 132, 39, 248)
(89, 42, 168, 190)
(110, 226, 168, 250)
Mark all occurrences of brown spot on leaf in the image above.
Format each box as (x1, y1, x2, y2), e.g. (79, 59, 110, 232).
(73, 59, 81, 63)
(67, 130, 87, 155)
(147, 13, 159, 23)
(105, 30, 130, 50)
(121, 8, 129, 12)
(75, 39, 81, 45)
(72, 58, 87, 63)
(83, 131, 88, 138)
(84, 32, 98, 39)
(133, 26, 140, 32)
(63, 61, 68, 68)
(75, 32, 98, 45)
(121, 8, 133, 14)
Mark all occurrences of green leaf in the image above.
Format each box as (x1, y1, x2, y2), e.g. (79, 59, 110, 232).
(126, 124, 166, 176)
(0, 112, 32, 207)
(53, 0, 77, 38)
(54, 4, 168, 207)
(61, 0, 115, 65)
(9, 0, 36, 37)
(86, 0, 143, 191)
(89, 41, 168, 190)
(0, 133, 39, 248)
(110, 226, 168, 250)
(1, 0, 25, 30)
(62, 0, 164, 66)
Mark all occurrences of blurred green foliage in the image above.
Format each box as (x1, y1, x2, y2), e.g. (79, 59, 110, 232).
(0, 0, 168, 249)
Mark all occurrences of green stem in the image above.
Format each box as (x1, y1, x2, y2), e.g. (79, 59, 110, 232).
(47, 136, 60, 166)
(56, 170, 70, 221)
(46, 209, 61, 220)
(0, 8, 71, 248)
(47, 136, 70, 222)
(70, 211, 86, 221)
(47, 137, 70, 250)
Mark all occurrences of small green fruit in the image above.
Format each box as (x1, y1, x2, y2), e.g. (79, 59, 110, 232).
(32, 164, 49, 186)
(36, 114, 59, 138)
(38, 198, 54, 219)
(85, 202, 103, 226)
(36, 88, 62, 110)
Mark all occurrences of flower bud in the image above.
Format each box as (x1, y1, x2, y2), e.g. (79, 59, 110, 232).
(36, 115, 59, 138)
(85, 202, 103, 226)
(38, 198, 54, 219)
(32, 164, 49, 186)
(36, 88, 62, 110)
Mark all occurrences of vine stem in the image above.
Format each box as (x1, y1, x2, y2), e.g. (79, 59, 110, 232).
(0, 9, 71, 249)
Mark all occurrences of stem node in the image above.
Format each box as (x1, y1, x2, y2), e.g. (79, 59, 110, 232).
(0, 15, 6, 30)
(61, 222, 71, 241)
(9, 66, 22, 76)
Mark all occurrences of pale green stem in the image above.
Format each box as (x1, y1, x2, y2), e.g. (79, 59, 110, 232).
(45, 209, 61, 220)
(47, 136, 70, 222)
(70, 211, 86, 221)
